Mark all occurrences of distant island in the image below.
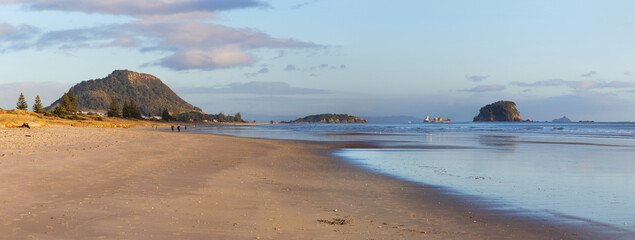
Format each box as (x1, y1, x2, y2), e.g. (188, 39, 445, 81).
(282, 114, 368, 124)
(473, 100, 523, 122)
(552, 116, 572, 123)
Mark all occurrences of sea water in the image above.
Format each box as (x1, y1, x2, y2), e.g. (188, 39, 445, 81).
(191, 122, 635, 235)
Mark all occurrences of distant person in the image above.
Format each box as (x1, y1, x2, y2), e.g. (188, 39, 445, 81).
(177, 126, 180, 132)
(171, 126, 174, 132)
(184, 125, 187, 130)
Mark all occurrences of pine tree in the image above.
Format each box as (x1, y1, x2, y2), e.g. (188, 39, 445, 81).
(234, 112, 243, 122)
(129, 101, 142, 119)
(107, 98, 120, 117)
(16, 93, 28, 110)
(67, 89, 77, 113)
(53, 93, 70, 116)
(122, 101, 130, 118)
(162, 109, 173, 121)
(33, 96, 44, 113)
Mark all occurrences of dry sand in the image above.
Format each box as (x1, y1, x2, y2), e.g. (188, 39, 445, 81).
(0, 126, 605, 239)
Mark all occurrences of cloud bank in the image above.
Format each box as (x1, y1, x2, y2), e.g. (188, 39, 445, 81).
(0, 0, 267, 19)
(465, 75, 489, 82)
(0, 1, 321, 70)
(178, 81, 331, 95)
(511, 79, 635, 90)
(461, 84, 505, 92)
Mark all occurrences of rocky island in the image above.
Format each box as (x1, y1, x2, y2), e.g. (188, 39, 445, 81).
(552, 116, 572, 123)
(473, 101, 523, 122)
(283, 114, 368, 124)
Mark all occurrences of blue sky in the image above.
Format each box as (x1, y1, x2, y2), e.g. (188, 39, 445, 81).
(1, 0, 635, 122)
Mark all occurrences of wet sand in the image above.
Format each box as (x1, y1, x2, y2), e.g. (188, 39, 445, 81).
(0, 126, 606, 239)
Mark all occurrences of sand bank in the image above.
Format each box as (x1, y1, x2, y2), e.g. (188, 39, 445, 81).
(0, 127, 606, 239)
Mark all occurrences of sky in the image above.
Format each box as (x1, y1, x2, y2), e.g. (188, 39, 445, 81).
(1, 0, 635, 122)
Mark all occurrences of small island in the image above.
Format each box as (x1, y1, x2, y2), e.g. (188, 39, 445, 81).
(473, 100, 523, 122)
(282, 114, 368, 124)
(552, 116, 572, 123)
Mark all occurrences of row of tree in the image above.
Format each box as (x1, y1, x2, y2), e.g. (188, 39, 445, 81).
(106, 98, 142, 119)
(16, 91, 246, 123)
(17, 93, 45, 113)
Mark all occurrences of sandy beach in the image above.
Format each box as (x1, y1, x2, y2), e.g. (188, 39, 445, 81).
(0, 126, 605, 239)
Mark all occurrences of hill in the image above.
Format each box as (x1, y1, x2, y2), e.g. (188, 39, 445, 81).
(46, 70, 201, 116)
(283, 114, 368, 124)
(473, 101, 523, 122)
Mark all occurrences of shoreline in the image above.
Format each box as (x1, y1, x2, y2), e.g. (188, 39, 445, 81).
(0, 126, 626, 239)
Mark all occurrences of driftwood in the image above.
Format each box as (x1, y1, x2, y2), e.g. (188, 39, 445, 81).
(19, 123, 30, 129)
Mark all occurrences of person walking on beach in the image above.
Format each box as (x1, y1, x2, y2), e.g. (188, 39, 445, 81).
(184, 125, 187, 130)
(177, 126, 180, 132)
(171, 126, 174, 132)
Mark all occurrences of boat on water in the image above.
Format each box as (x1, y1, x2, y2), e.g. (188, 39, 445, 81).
(424, 115, 451, 123)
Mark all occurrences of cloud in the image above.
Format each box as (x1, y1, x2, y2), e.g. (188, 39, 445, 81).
(4, 21, 320, 70)
(0, 23, 13, 36)
(245, 66, 269, 77)
(511, 79, 635, 90)
(465, 75, 489, 82)
(0, 23, 39, 50)
(178, 81, 331, 95)
(284, 64, 296, 71)
(0, 1, 322, 71)
(580, 71, 597, 77)
(283, 63, 346, 73)
(460, 85, 505, 92)
(625, 72, 631, 76)
(291, 0, 319, 9)
(2, 0, 268, 20)
(511, 79, 565, 87)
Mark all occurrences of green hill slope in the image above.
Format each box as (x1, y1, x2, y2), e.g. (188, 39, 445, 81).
(46, 70, 201, 116)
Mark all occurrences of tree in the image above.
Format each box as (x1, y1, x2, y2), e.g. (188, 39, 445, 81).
(53, 93, 71, 116)
(128, 101, 142, 119)
(122, 100, 142, 119)
(234, 112, 243, 122)
(16, 93, 28, 110)
(122, 101, 130, 118)
(162, 109, 174, 121)
(66, 88, 77, 113)
(107, 98, 120, 117)
(33, 96, 44, 113)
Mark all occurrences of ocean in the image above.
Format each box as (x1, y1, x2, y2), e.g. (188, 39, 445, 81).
(190, 122, 635, 235)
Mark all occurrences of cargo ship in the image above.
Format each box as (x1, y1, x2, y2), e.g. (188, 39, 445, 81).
(424, 115, 451, 123)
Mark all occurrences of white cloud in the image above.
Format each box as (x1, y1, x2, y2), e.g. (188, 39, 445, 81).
(0, 1, 321, 70)
(0, 0, 267, 20)
(511, 79, 635, 90)
(580, 70, 597, 78)
(3, 21, 320, 70)
(465, 75, 489, 82)
(178, 81, 331, 95)
(461, 85, 505, 92)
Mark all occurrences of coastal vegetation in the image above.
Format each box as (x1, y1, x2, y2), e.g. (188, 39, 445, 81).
(0, 108, 140, 128)
(473, 101, 523, 122)
(16, 93, 27, 110)
(282, 114, 367, 124)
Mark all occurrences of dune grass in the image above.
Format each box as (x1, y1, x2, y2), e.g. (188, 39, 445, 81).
(0, 108, 163, 128)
